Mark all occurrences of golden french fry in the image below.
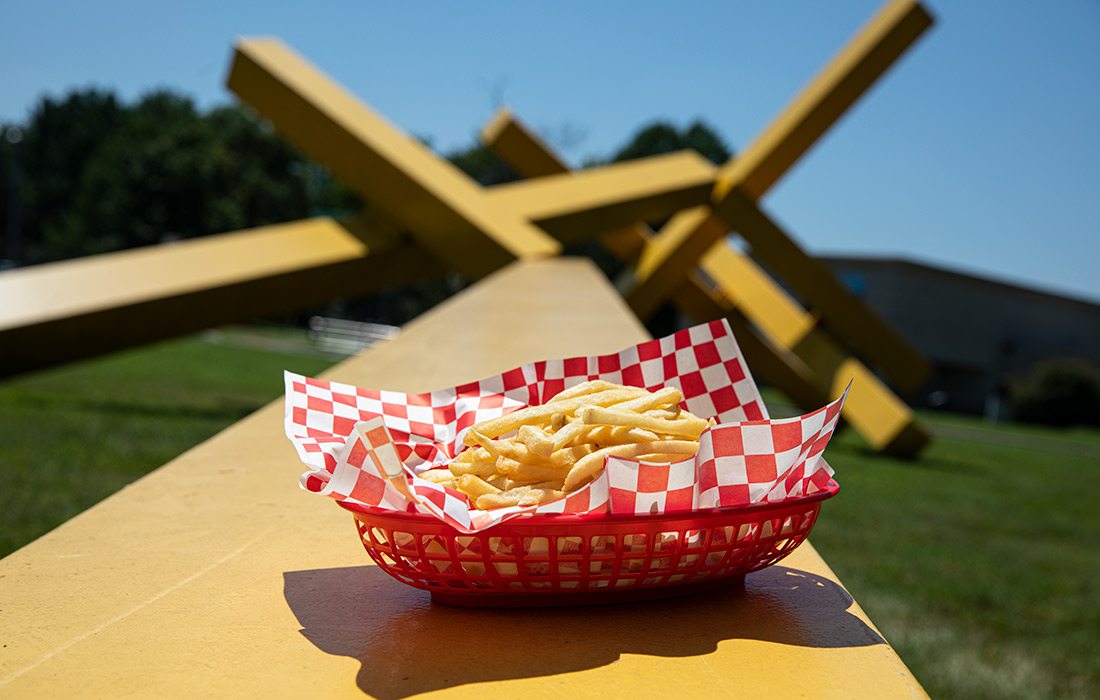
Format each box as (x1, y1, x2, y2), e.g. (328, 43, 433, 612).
(548, 417, 587, 451)
(634, 453, 694, 463)
(609, 386, 682, 413)
(580, 405, 708, 439)
(418, 468, 455, 483)
(564, 440, 700, 491)
(549, 443, 596, 466)
(463, 387, 645, 444)
(547, 379, 644, 403)
(476, 486, 562, 509)
(645, 406, 681, 419)
(454, 474, 501, 500)
(454, 446, 491, 463)
(499, 460, 569, 484)
(455, 379, 709, 509)
(550, 412, 567, 430)
(575, 425, 660, 446)
(526, 479, 566, 491)
(449, 459, 498, 477)
(517, 424, 554, 458)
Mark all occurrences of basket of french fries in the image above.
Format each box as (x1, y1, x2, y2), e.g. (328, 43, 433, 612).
(285, 321, 847, 606)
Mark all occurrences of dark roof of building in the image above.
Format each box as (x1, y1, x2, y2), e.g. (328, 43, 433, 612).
(818, 253, 1100, 312)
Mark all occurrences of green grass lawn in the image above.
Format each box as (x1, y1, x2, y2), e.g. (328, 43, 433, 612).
(1, 335, 1096, 698)
(0, 330, 335, 556)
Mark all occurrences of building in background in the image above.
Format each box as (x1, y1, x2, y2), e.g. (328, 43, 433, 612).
(820, 255, 1100, 415)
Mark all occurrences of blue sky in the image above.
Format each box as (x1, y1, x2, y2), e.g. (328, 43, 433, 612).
(3, 1, 1099, 301)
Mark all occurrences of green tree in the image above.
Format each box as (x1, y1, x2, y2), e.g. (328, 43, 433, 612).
(19, 89, 123, 261)
(611, 120, 732, 165)
(11, 89, 328, 263)
(447, 143, 518, 186)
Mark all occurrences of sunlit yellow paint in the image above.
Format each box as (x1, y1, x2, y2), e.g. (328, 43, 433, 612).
(0, 259, 926, 698)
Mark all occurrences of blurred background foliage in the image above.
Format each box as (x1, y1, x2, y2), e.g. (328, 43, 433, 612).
(0, 87, 730, 265)
(0, 88, 359, 263)
(6, 87, 1099, 428)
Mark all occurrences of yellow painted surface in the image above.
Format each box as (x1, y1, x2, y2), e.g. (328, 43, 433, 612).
(700, 244, 816, 349)
(482, 107, 572, 177)
(630, 205, 728, 319)
(0, 218, 442, 378)
(705, 244, 928, 453)
(484, 150, 713, 242)
(0, 259, 925, 698)
(625, 0, 933, 392)
(718, 191, 930, 392)
(479, 111, 829, 410)
(481, 108, 927, 455)
(229, 40, 713, 280)
(715, 0, 934, 200)
(0, 218, 362, 329)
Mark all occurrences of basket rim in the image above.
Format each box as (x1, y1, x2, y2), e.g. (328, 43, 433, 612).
(336, 479, 839, 527)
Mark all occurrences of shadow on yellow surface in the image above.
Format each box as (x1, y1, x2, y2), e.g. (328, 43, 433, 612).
(284, 564, 884, 698)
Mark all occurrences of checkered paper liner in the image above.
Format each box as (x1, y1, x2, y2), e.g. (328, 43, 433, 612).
(284, 320, 848, 534)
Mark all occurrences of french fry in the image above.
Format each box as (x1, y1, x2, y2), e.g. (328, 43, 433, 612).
(454, 446, 491, 463)
(548, 417, 587, 452)
(417, 469, 456, 489)
(564, 440, 700, 491)
(418, 468, 455, 483)
(633, 453, 693, 463)
(462, 387, 645, 444)
(575, 425, 660, 446)
(517, 424, 554, 458)
(526, 479, 566, 491)
(547, 379, 642, 403)
(476, 486, 563, 509)
(499, 459, 569, 484)
(609, 386, 682, 413)
(580, 405, 708, 439)
(645, 406, 681, 419)
(459, 380, 709, 509)
(454, 474, 501, 500)
(449, 459, 499, 477)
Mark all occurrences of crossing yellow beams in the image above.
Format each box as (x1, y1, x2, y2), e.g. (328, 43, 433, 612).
(229, 38, 560, 279)
(484, 151, 714, 243)
(483, 108, 929, 455)
(715, 0, 934, 201)
(229, 39, 714, 279)
(627, 0, 933, 392)
(479, 112, 827, 408)
(701, 244, 931, 452)
(0, 218, 440, 378)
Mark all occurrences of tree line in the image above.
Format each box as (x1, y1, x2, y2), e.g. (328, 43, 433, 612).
(0, 87, 730, 267)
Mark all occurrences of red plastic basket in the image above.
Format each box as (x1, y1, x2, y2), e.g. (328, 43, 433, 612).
(339, 480, 838, 607)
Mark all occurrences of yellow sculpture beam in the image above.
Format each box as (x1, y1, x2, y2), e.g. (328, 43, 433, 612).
(482, 108, 929, 455)
(484, 150, 713, 243)
(701, 243, 930, 454)
(229, 38, 559, 280)
(478, 114, 826, 404)
(628, 0, 933, 392)
(228, 39, 714, 278)
(0, 218, 440, 378)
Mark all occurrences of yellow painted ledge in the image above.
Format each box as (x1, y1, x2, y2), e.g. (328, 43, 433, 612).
(0, 259, 925, 698)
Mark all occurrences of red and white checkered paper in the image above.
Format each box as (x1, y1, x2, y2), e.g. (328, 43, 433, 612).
(285, 320, 848, 533)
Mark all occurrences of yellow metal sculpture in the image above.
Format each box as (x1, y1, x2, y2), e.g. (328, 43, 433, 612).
(481, 109, 929, 456)
(0, 0, 935, 456)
